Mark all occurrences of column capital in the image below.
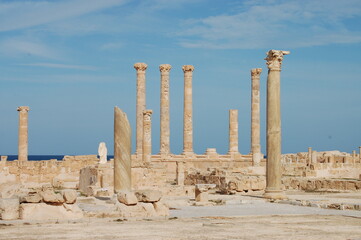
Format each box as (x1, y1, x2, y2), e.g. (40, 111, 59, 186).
(143, 109, 153, 118)
(265, 50, 290, 71)
(182, 65, 194, 73)
(134, 62, 148, 72)
(159, 64, 172, 73)
(251, 68, 262, 77)
(17, 106, 30, 112)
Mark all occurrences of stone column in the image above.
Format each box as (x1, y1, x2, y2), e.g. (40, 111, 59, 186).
(352, 150, 357, 164)
(228, 109, 239, 154)
(182, 65, 195, 155)
(308, 147, 312, 165)
(114, 107, 132, 192)
(311, 151, 317, 164)
(176, 161, 185, 186)
(17, 106, 30, 161)
(263, 50, 290, 200)
(134, 63, 148, 155)
(251, 68, 262, 165)
(143, 110, 153, 164)
(159, 64, 172, 156)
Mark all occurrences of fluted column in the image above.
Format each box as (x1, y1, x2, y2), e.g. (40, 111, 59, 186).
(159, 64, 172, 156)
(251, 68, 262, 165)
(17, 106, 30, 161)
(143, 110, 153, 164)
(134, 63, 148, 155)
(263, 50, 290, 200)
(228, 109, 239, 154)
(182, 65, 195, 155)
(114, 107, 131, 192)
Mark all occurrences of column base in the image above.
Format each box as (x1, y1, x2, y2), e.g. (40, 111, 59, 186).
(263, 189, 287, 200)
(182, 151, 195, 157)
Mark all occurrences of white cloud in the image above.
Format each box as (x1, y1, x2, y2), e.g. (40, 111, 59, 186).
(18, 63, 97, 71)
(0, 39, 60, 59)
(0, 0, 127, 32)
(177, 0, 361, 49)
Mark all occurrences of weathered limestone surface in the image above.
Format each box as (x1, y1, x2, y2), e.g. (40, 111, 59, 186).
(228, 109, 239, 154)
(143, 110, 153, 164)
(0, 198, 19, 220)
(264, 50, 290, 200)
(20, 203, 83, 220)
(135, 190, 162, 203)
(114, 107, 132, 192)
(159, 64, 172, 156)
(79, 166, 98, 196)
(251, 68, 262, 165)
(134, 63, 148, 155)
(17, 106, 30, 161)
(176, 161, 185, 186)
(182, 65, 195, 155)
(98, 142, 107, 164)
(195, 184, 216, 202)
(117, 191, 138, 206)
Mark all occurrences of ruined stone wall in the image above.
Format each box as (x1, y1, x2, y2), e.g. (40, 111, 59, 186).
(0, 155, 99, 188)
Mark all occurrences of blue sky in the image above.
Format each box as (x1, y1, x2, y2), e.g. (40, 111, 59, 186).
(0, 0, 360, 155)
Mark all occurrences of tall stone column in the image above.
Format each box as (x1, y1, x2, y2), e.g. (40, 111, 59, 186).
(17, 106, 30, 161)
(143, 110, 153, 164)
(134, 63, 148, 155)
(114, 107, 131, 192)
(308, 147, 312, 165)
(228, 109, 239, 154)
(182, 65, 195, 155)
(159, 64, 172, 156)
(251, 68, 262, 165)
(263, 50, 290, 200)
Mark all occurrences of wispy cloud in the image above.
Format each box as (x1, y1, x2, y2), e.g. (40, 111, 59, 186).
(0, 39, 60, 59)
(177, 0, 361, 49)
(18, 63, 97, 71)
(0, 0, 127, 32)
(100, 42, 124, 50)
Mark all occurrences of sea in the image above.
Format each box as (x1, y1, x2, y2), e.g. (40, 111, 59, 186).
(4, 155, 114, 161)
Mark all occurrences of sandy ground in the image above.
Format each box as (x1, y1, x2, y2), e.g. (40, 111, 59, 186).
(1, 192, 361, 240)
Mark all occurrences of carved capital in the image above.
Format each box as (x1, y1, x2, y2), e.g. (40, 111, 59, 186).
(134, 62, 148, 72)
(265, 50, 290, 71)
(251, 68, 262, 77)
(17, 106, 30, 112)
(182, 65, 194, 73)
(159, 64, 172, 73)
(143, 110, 153, 121)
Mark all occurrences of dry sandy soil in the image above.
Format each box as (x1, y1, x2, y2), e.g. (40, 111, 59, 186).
(1, 192, 361, 240)
(0, 214, 361, 240)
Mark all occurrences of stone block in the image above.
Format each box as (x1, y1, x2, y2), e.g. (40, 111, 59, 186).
(195, 192, 208, 202)
(62, 190, 77, 204)
(116, 202, 145, 218)
(153, 201, 169, 216)
(139, 202, 157, 217)
(0, 198, 19, 220)
(135, 190, 162, 203)
(20, 203, 83, 220)
(79, 166, 98, 196)
(20, 193, 42, 203)
(117, 191, 138, 206)
(41, 190, 64, 204)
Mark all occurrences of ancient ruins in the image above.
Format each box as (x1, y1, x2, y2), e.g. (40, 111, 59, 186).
(0, 50, 360, 222)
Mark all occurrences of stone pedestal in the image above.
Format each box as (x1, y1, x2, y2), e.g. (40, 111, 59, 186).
(159, 64, 172, 156)
(251, 68, 262, 165)
(228, 109, 239, 154)
(182, 65, 195, 155)
(134, 63, 148, 156)
(114, 107, 132, 192)
(263, 50, 289, 200)
(17, 106, 30, 161)
(143, 110, 153, 164)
